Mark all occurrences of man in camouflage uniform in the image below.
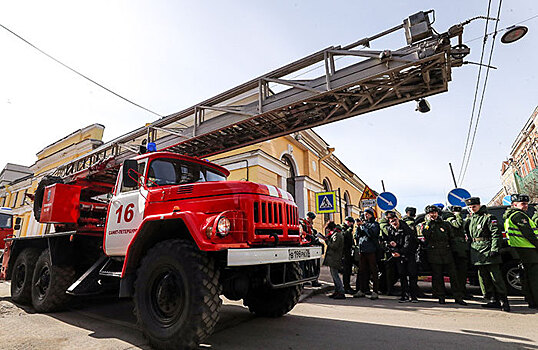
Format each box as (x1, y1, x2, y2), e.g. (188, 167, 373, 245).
(420, 205, 466, 305)
(465, 197, 509, 311)
(445, 205, 470, 298)
(504, 194, 538, 309)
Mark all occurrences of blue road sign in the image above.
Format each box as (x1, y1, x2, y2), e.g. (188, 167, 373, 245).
(447, 188, 471, 206)
(377, 192, 397, 211)
(315, 191, 336, 213)
(502, 195, 512, 206)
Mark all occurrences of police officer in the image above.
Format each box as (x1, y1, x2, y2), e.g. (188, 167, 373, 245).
(504, 194, 538, 309)
(342, 216, 356, 294)
(379, 210, 397, 295)
(420, 205, 466, 305)
(446, 205, 470, 298)
(403, 207, 417, 232)
(465, 197, 509, 311)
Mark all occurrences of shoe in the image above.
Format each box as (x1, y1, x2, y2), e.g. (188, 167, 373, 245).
(438, 298, 446, 304)
(328, 293, 336, 298)
(333, 293, 346, 300)
(501, 299, 510, 312)
(370, 292, 379, 300)
(353, 291, 366, 298)
(311, 281, 322, 287)
(398, 296, 408, 303)
(482, 300, 501, 309)
(455, 299, 467, 306)
(411, 298, 419, 303)
(344, 288, 356, 294)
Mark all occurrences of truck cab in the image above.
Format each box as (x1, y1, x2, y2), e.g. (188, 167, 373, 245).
(0, 207, 16, 252)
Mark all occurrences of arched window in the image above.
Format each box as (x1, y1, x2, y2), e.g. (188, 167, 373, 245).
(322, 178, 333, 222)
(282, 155, 296, 200)
(344, 191, 352, 217)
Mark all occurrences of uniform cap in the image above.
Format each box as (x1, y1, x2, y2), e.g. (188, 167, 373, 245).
(425, 205, 439, 213)
(364, 207, 375, 216)
(405, 207, 416, 214)
(511, 194, 530, 203)
(464, 197, 480, 206)
(345, 216, 355, 223)
(448, 205, 462, 212)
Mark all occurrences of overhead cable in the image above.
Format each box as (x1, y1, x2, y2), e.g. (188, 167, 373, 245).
(0, 23, 164, 118)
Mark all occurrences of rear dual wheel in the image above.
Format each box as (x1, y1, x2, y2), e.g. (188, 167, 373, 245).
(10, 248, 41, 304)
(31, 249, 75, 312)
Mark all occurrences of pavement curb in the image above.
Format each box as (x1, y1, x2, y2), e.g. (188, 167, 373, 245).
(299, 283, 333, 303)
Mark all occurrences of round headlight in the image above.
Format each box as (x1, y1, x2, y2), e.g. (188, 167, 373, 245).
(216, 216, 231, 237)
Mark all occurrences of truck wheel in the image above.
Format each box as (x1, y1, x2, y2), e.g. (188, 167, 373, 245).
(11, 248, 41, 305)
(31, 249, 75, 312)
(503, 260, 523, 296)
(243, 262, 302, 317)
(33, 176, 63, 221)
(134, 239, 221, 350)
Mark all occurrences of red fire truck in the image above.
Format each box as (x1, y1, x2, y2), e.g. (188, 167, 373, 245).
(0, 207, 18, 254)
(0, 11, 470, 349)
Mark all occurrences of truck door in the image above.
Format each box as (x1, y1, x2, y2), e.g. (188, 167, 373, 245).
(104, 160, 147, 256)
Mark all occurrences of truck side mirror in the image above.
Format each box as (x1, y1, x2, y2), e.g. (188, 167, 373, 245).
(122, 160, 139, 188)
(14, 217, 22, 230)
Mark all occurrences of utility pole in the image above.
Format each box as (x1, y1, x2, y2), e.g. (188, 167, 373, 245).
(449, 163, 458, 188)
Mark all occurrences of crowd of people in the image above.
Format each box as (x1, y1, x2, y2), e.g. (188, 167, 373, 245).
(300, 194, 538, 311)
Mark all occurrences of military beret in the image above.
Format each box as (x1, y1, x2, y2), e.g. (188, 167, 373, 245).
(511, 194, 530, 203)
(425, 205, 439, 213)
(405, 207, 416, 214)
(464, 197, 480, 206)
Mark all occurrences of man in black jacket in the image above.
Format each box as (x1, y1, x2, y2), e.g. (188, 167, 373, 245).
(354, 207, 380, 300)
(385, 212, 419, 302)
(341, 216, 356, 294)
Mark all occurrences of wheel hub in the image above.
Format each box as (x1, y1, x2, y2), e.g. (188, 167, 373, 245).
(35, 266, 50, 298)
(15, 264, 26, 289)
(150, 268, 186, 326)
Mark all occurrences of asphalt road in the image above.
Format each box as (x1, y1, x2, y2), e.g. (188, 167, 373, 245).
(1, 272, 537, 350)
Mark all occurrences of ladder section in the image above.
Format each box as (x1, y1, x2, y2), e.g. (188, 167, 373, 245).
(55, 10, 469, 180)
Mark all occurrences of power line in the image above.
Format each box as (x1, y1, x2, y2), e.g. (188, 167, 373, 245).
(460, 0, 503, 184)
(466, 13, 538, 44)
(457, 0, 493, 185)
(0, 23, 164, 118)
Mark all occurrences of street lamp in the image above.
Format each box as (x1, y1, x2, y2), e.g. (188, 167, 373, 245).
(501, 25, 528, 44)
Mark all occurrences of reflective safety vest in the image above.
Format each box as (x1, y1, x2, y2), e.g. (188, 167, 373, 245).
(504, 212, 538, 248)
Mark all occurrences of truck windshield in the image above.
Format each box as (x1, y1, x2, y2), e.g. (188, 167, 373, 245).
(0, 213, 12, 229)
(147, 158, 226, 187)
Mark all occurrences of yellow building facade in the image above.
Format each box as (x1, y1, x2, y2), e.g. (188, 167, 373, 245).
(0, 124, 105, 237)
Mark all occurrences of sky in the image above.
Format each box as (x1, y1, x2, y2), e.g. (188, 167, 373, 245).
(0, 1, 537, 214)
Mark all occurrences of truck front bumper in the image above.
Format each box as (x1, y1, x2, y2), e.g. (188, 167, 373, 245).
(227, 246, 322, 267)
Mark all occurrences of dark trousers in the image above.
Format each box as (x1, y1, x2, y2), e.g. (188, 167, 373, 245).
(359, 252, 379, 293)
(343, 254, 353, 290)
(396, 258, 418, 298)
(431, 261, 463, 299)
(515, 248, 538, 306)
(453, 255, 468, 296)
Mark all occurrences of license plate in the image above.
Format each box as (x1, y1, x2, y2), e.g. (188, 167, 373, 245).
(288, 248, 310, 261)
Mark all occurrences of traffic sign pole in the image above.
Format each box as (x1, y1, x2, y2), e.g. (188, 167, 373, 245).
(449, 163, 458, 188)
(338, 188, 343, 224)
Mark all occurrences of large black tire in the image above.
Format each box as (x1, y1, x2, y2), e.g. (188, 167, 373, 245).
(10, 248, 41, 305)
(134, 239, 221, 350)
(31, 249, 75, 312)
(502, 260, 523, 296)
(243, 262, 302, 317)
(33, 175, 63, 222)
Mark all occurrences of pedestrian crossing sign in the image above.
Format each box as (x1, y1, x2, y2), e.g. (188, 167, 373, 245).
(315, 191, 336, 213)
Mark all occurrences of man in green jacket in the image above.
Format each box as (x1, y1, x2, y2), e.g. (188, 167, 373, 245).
(504, 194, 538, 309)
(465, 197, 509, 311)
(445, 205, 470, 298)
(420, 205, 466, 305)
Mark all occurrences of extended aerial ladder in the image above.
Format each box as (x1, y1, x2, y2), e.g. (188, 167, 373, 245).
(55, 10, 471, 185)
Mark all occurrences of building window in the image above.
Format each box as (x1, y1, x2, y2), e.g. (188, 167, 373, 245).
(11, 192, 19, 208)
(344, 191, 352, 217)
(282, 155, 296, 200)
